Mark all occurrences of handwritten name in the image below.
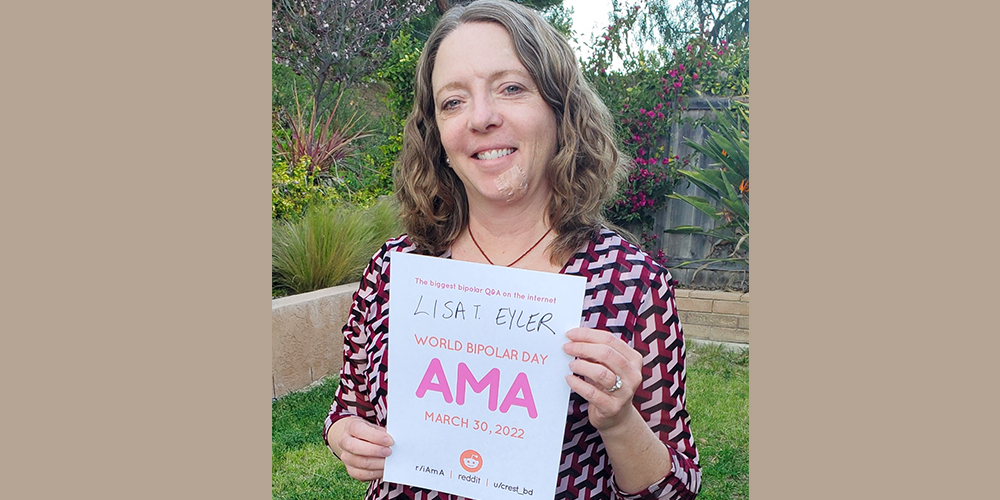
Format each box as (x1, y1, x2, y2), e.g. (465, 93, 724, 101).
(413, 296, 555, 335)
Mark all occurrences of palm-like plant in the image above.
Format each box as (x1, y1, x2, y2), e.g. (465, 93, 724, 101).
(667, 98, 749, 269)
(273, 87, 372, 178)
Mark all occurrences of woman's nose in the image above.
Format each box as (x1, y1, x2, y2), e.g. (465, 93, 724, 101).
(467, 94, 502, 132)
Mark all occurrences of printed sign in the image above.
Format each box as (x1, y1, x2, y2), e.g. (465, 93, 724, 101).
(383, 252, 586, 500)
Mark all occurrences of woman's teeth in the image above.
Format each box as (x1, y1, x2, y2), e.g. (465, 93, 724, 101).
(475, 148, 514, 160)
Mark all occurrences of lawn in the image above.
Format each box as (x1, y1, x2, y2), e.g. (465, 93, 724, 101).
(272, 341, 749, 499)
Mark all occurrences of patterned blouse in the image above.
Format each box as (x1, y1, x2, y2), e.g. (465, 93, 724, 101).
(324, 228, 701, 500)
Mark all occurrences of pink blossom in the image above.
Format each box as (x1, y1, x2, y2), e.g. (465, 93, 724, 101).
(673, 81, 682, 88)
(692, 73, 698, 80)
(678, 64, 685, 71)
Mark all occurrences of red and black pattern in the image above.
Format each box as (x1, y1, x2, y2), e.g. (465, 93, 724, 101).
(324, 228, 700, 500)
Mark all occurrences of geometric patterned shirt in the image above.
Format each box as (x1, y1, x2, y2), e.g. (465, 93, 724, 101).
(324, 227, 700, 499)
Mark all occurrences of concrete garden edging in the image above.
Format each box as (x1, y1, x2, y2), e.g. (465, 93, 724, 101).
(272, 284, 749, 398)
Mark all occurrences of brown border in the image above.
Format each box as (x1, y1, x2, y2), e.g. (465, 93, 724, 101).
(7, 1, 271, 498)
(753, 0, 999, 498)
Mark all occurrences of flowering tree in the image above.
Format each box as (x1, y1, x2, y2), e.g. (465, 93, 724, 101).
(581, 1, 748, 267)
(272, 0, 432, 110)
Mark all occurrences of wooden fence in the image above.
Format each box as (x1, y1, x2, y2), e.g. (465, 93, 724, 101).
(640, 97, 748, 290)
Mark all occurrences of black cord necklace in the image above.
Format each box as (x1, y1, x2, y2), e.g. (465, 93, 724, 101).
(468, 226, 553, 267)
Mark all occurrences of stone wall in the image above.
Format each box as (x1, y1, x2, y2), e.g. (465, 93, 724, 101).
(271, 283, 357, 399)
(674, 289, 749, 344)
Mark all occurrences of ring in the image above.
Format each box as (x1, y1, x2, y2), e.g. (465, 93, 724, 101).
(606, 375, 622, 393)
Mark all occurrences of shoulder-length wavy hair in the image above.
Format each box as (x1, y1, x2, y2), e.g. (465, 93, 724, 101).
(394, 0, 627, 265)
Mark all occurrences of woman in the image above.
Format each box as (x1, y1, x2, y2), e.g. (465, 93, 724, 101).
(323, 1, 700, 499)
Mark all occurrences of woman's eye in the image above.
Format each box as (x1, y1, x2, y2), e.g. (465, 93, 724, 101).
(442, 99, 460, 110)
(503, 85, 523, 94)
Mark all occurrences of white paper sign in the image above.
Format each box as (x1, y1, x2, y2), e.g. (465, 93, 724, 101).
(384, 252, 586, 500)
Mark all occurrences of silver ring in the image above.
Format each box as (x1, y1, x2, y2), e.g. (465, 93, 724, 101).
(606, 375, 622, 393)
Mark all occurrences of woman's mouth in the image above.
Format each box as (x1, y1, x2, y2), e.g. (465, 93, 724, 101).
(474, 148, 516, 160)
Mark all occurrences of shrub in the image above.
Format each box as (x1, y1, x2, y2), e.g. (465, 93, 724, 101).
(582, 7, 749, 261)
(272, 156, 343, 222)
(272, 197, 404, 296)
(666, 98, 749, 270)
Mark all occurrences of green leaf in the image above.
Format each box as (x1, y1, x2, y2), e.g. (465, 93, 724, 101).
(667, 194, 723, 220)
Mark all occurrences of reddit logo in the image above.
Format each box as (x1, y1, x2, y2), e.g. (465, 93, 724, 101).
(459, 449, 483, 473)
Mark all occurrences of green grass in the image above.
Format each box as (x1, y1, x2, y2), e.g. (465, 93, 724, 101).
(272, 342, 749, 499)
(272, 379, 369, 500)
(686, 342, 750, 500)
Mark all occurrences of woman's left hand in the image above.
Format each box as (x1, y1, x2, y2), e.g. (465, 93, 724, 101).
(562, 327, 644, 431)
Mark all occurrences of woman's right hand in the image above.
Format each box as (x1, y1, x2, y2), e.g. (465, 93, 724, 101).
(329, 416, 394, 481)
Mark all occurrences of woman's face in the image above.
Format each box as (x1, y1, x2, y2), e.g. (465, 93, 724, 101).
(431, 22, 558, 208)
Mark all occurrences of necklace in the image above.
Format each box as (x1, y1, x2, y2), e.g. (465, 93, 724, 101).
(468, 225, 553, 267)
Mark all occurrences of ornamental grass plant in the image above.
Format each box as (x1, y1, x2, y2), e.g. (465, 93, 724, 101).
(271, 341, 749, 500)
(272, 197, 403, 297)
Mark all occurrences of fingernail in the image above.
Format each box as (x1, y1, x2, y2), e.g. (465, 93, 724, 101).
(381, 447, 392, 457)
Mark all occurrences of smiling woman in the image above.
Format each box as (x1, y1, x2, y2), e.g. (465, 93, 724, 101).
(322, 1, 702, 499)
(432, 22, 559, 218)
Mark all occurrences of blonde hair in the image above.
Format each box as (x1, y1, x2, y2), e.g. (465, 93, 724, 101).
(394, 0, 627, 264)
